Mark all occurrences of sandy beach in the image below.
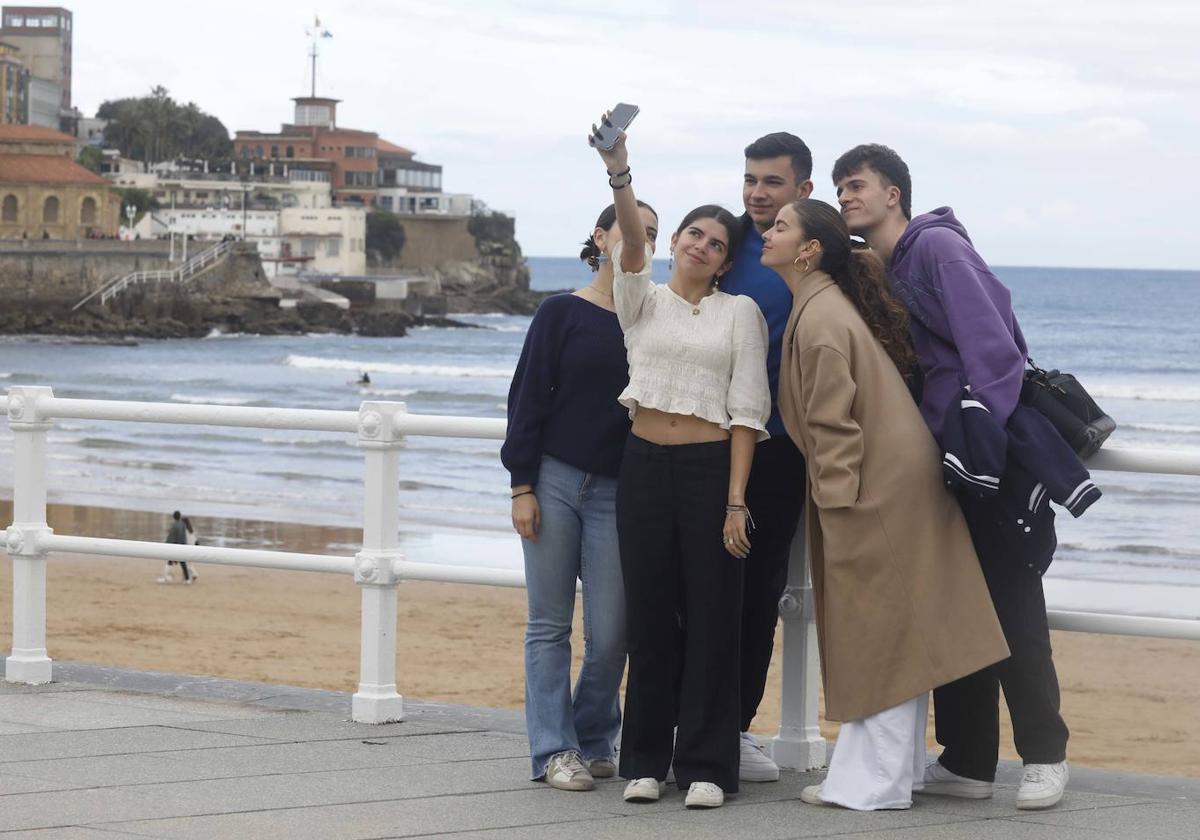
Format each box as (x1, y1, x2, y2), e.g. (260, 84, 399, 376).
(1, 500, 1197, 778)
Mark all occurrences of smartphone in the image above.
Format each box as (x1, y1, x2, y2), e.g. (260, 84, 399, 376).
(593, 103, 640, 151)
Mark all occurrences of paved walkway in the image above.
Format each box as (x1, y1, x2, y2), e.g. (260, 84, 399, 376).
(1, 663, 1197, 839)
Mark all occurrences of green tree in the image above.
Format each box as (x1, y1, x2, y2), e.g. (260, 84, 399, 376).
(367, 212, 407, 263)
(77, 145, 103, 173)
(96, 86, 232, 164)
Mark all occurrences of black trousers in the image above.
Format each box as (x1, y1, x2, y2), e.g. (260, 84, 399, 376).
(739, 435, 806, 731)
(616, 435, 744, 793)
(933, 494, 1070, 782)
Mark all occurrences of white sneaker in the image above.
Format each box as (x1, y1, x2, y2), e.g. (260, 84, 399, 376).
(623, 777, 664, 803)
(544, 750, 594, 791)
(684, 781, 724, 809)
(739, 732, 780, 782)
(914, 757, 994, 799)
(1017, 761, 1068, 810)
(587, 757, 616, 778)
(800, 784, 833, 807)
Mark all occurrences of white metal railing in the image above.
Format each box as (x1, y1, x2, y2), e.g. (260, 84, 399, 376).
(71, 239, 236, 311)
(3, 388, 1199, 768)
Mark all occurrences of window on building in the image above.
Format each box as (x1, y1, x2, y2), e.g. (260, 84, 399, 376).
(271, 145, 279, 158)
(43, 196, 59, 224)
(2, 194, 17, 222)
(26, 17, 40, 27)
(286, 146, 294, 158)
(379, 196, 393, 210)
(241, 146, 250, 159)
(301, 238, 317, 257)
(326, 239, 340, 257)
(256, 145, 264, 158)
(80, 197, 97, 225)
(6, 15, 24, 26)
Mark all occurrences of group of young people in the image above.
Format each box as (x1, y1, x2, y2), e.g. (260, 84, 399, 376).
(500, 118, 1073, 812)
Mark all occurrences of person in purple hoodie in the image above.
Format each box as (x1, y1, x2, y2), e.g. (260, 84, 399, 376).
(831, 144, 1070, 811)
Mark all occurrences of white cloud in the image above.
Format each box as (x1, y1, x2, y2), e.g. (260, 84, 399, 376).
(57, 0, 1200, 269)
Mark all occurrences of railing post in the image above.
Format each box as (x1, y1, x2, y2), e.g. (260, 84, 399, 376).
(5, 386, 55, 685)
(351, 400, 406, 723)
(770, 518, 828, 770)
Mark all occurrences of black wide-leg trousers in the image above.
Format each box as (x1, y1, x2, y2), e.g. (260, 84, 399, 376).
(933, 494, 1070, 782)
(738, 435, 805, 731)
(616, 435, 744, 793)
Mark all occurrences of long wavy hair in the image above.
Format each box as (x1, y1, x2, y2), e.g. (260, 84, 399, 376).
(791, 199, 917, 375)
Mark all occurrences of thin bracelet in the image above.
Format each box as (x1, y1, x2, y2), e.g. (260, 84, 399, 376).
(606, 166, 631, 177)
(512, 490, 534, 500)
(609, 173, 632, 190)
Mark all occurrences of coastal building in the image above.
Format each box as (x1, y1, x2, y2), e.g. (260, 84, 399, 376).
(0, 6, 72, 130)
(0, 40, 29, 124)
(233, 95, 472, 214)
(0, 122, 117, 238)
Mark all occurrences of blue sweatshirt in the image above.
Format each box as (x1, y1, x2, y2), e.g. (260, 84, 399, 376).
(501, 294, 631, 487)
(888, 207, 1028, 444)
(719, 216, 793, 437)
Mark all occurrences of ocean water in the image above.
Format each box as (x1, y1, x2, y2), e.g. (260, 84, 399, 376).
(1, 258, 1198, 617)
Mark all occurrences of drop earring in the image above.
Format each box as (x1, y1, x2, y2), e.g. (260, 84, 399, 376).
(668, 253, 674, 271)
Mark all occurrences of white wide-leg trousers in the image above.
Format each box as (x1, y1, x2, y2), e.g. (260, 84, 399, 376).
(819, 692, 929, 810)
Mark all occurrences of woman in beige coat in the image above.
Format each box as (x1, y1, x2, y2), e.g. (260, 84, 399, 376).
(762, 199, 1008, 811)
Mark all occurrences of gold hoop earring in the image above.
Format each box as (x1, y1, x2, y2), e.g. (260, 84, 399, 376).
(793, 256, 810, 274)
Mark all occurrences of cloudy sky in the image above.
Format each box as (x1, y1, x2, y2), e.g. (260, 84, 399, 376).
(67, 0, 1198, 269)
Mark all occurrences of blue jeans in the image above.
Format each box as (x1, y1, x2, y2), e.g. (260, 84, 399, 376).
(523, 455, 627, 779)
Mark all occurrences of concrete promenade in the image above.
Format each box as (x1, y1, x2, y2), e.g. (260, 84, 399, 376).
(1, 663, 1197, 839)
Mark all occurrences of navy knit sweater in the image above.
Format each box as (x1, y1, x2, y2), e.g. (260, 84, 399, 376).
(501, 293, 630, 487)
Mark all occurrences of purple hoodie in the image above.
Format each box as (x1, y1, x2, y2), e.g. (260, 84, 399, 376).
(887, 207, 1027, 443)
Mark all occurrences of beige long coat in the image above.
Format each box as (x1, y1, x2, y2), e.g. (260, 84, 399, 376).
(778, 271, 1008, 722)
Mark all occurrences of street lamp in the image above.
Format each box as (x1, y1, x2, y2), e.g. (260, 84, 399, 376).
(124, 203, 135, 239)
(241, 183, 250, 242)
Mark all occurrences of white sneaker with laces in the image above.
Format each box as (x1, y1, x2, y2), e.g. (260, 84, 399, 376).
(684, 781, 724, 809)
(914, 757, 994, 799)
(1017, 761, 1068, 810)
(623, 777, 664, 802)
(544, 750, 594, 791)
(739, 732, 780, 782)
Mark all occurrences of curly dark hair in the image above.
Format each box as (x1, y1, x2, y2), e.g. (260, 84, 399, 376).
(791, 199, 917, 375)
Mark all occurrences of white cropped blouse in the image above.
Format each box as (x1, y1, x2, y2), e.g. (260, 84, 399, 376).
(612, 242, 771, 440)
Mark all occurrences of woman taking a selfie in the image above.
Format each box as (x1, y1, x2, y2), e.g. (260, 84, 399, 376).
(502, 199, 659, 792)
(590, 116, 770, 810)
(762, 198, 1008, 810)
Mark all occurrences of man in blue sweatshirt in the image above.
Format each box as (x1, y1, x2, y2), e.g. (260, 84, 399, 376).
(831, 144, 1070, 810)
(719, 132, 812, 782)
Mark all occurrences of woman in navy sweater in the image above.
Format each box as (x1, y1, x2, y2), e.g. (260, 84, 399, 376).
(502, 200, 659, 792)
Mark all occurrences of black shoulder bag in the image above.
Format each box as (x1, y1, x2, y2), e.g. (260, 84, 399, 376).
(1020, 359, 1116, 458)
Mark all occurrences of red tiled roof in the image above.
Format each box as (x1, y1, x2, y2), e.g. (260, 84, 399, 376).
(0, 155, 111, 186)
(0, 124, 77, 143)
(376, 139, 414, 157)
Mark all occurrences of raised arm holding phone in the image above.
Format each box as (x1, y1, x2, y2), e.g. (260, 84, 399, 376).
(588, 110, 770, 810)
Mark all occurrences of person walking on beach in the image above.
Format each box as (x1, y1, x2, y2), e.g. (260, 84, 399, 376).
(833, 144, 1072, 810)
(718, 132, 813, 782)
(764, 198, 1009, 810)
(591, 118, 770, 810)
(159, 510, 194, 584)
(502, 198, 660, 792)
(181, 517, 199, 584)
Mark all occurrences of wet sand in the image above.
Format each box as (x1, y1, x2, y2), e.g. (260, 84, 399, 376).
(1, 500, 1197, 777)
